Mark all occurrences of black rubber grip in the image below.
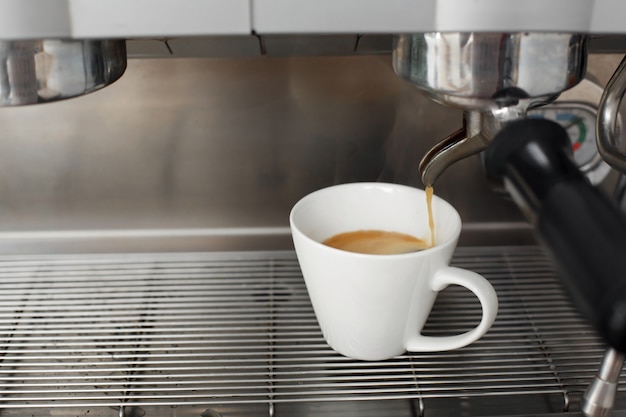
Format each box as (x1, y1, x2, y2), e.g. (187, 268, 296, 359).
(484, 118, 626, 352)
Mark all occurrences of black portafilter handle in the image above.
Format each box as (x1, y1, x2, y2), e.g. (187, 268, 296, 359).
(484, 118, 626, 352)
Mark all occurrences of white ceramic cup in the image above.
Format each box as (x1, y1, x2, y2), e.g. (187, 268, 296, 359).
(289, 182, 498, 361)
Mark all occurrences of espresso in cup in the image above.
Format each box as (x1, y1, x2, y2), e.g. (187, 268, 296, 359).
(323, 230, 429, 254)
(322, 186, 436, 255)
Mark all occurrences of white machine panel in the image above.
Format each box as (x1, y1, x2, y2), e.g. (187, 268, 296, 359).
(0, 0, 72, 39)
(253, 0, 596, 34)
(70, 0, 250, 38)
(253, 0, 437, 34)
(591, 0, 626, 34)
(0, 0, 624, 39)
(434, 0, 592, 33)
(0, 0, 251, 39)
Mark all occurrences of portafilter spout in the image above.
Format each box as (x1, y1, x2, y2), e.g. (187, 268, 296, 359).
(418, 107, 526, 186)
(392, 32, 587, 186)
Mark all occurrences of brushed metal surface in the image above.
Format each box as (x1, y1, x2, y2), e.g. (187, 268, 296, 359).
(0, 247, 620, 416)
(0, 57, 516, 236)
(0, 54, 618, 252)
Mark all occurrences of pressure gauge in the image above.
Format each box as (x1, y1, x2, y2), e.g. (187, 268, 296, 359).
(528, 79, 618, 186)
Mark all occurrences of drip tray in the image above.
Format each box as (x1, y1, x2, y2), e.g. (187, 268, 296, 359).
(0, 247, 622, 417)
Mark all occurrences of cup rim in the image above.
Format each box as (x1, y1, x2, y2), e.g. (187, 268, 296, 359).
(289, 182, 461, 259)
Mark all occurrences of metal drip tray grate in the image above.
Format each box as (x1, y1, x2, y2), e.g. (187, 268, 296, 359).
(0, 247, 621, 415)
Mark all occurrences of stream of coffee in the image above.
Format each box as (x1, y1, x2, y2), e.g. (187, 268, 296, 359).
(426, 186, 435, 247)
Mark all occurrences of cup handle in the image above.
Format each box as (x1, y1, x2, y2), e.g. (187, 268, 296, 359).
(405, 266, 498, 352)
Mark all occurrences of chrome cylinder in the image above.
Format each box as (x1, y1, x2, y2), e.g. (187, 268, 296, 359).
(597, 54, 626, 174)
(582, 348, 625, 417)
(0, 39, 126, 106)
(393, 33, 587, 111)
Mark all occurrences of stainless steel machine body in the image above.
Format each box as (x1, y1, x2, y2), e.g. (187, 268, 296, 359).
(0, 54, 622, 417)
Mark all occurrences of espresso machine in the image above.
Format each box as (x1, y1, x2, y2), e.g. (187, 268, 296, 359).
(3, 1, 626, 417)
(392, 31, 626, 417)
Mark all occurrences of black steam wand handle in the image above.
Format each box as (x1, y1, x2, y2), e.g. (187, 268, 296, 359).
(484, 118, 626, 352)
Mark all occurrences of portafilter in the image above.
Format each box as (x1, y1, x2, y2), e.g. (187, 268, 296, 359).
(392, 32, 587, 186)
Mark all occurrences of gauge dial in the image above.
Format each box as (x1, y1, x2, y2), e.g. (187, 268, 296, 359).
(528, 102, 611, 185)
(529, 104, 595, 165)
